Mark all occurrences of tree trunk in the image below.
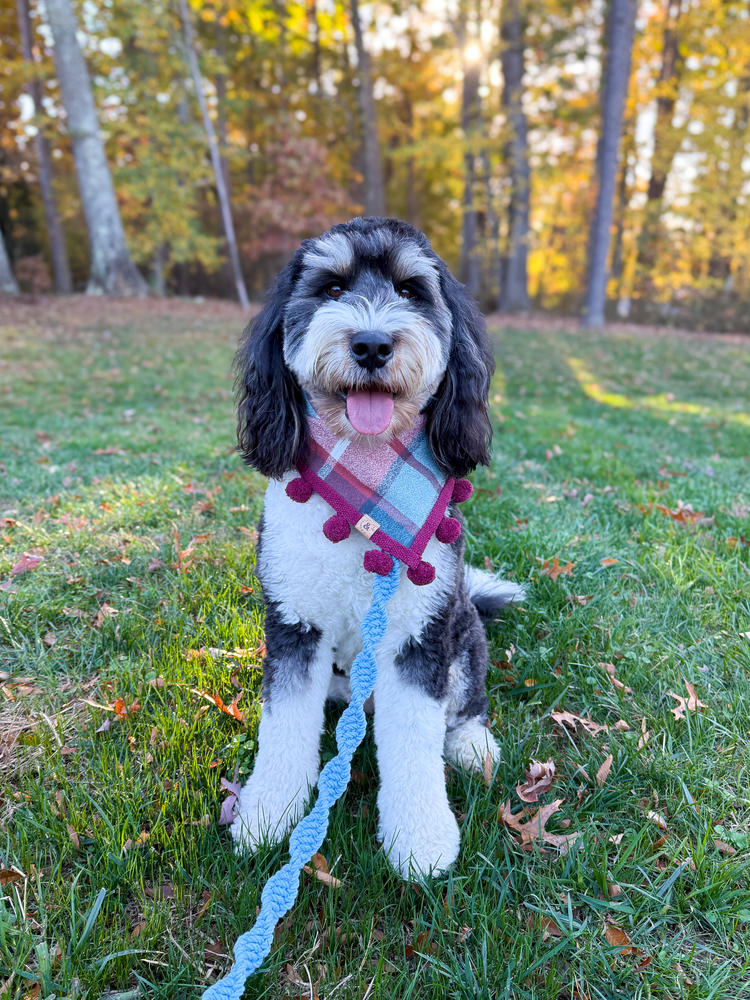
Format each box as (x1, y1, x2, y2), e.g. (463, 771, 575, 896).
(0, 229, 19, 294)
(17, 0, 72, 294)
(582, 0, 637, 327)
(44, 0, 145, 296)
(178, 0, 249, 309)
(498, 0, 531, 313)
(636, 0, 683, 274)
(350, 0, 385, 216)
(459, 20, 481, 301)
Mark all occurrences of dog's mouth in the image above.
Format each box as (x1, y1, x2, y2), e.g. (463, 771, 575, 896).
(344, 388, 394, 435)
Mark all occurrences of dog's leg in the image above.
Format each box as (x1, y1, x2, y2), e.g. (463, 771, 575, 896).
(444, 716, 500, 773)
(232, 614, 331, 854)
(373, 656, 459, 880)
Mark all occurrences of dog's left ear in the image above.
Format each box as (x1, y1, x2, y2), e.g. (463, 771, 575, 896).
(427, 268, 494, 477)
(234, 253, 306, 478)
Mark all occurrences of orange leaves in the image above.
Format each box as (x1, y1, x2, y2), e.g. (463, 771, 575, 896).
(499, 798, 580, 853)
(668, 679, 707, 721)
(599, 557, 619, 567)
(172, 527, 211, 573)
(654, 501, 709, 525)
(516, 759, 556, 803)
(194, 689, 245, 723)
(604, 921, 652, 971)
(540, 556, 576, 582)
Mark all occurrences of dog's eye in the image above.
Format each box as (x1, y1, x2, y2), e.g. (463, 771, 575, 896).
(325, 283, 344, 299)
(396, 284, 415, 300)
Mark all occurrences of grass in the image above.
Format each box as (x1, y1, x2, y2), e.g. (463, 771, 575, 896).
(1, 297, 749, 1000)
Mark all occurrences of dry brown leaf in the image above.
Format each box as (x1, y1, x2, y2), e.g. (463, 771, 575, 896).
(67, 824, 80, 850)
(303, 853, 342, 888)
(0, 868, 25, 886)
(637, 718, 651, 749)
(123, 831, 149, 853)
(516, 758, 556, 803)
(550, 710, 609, 737)
(499, 798, 580, 853)
(714, 839, 737, 856)
(668, 679, 707, 721)
(599, 661, 633, 695)
(483, 752, 493, 788)
(94, 603, 118, 627)
(193, 688, 246, 723)
(599, 557, 618, 567)
(596, 754, 613, 787)
(604, 922, 652, 970)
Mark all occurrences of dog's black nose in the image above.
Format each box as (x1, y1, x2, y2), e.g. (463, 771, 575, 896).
(351, 330, 394, 372)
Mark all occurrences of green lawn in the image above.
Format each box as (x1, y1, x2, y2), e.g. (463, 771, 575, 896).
(1, 299, 749, 1000)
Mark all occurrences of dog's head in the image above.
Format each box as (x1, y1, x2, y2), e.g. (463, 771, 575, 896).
(235, 217, 494, 478)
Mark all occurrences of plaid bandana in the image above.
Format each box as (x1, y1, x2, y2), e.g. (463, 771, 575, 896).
(285, 404, 473, 585)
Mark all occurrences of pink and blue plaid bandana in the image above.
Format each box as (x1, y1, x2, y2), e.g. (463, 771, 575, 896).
(285, 404, 473, 585)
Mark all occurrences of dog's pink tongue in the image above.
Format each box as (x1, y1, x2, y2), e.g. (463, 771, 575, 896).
(346, 390, 394, 435)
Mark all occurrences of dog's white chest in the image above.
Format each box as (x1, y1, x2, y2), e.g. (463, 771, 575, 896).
(257, 474, 454, 664)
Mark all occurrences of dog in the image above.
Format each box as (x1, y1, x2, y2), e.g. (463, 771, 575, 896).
(230, 216, 522, 878)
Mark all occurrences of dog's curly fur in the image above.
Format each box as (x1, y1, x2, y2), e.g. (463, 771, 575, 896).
(231, 217, 522, 878)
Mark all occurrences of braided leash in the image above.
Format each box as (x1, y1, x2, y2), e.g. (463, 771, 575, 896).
(203, 561, 402, 999)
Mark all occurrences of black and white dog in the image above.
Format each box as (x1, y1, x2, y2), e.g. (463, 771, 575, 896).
(231, 217, 522, 878)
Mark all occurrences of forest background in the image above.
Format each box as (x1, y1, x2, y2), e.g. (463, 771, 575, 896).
(1, 0, 749, 333)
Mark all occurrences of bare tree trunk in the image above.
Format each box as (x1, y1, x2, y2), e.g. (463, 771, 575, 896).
(0, 229, 19, 294)
(44, 0, 145, 296)
(636, 0, 683, 274)
(498, 0, 531, 313)
(17, 0, 72, 294)
(459, 19, 481, 300)
(350, 0, 385, 216)
(178, 0, 249, 309)
(582, 0, 637, 327)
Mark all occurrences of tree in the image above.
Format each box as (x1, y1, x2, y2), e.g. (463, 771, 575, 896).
(458, 19, 481, 300)
(177, 0, 249, 308)
(16, 0, 72, 294)
(583, 0, 638, 326)
(350, 0, 385, 216)
(0, 229, 19, 293)
(498, 0, 531, 312)
(44, 0, 145, 295)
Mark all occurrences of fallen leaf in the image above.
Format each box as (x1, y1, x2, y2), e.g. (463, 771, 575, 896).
(499, 799, 579, 852)
(599, 557, 618, 567)
(646, 810, 668, 831)
(483, 752, 493, 788)
(714, 839, 737, 856)
(668, 679, 707, 721)
(194, 689, 245, 723)
(303, 853, 342, 888)
(655, 501, 710, 525)
(123, 831, 149, 853)
(567, 594, 593, 606)
(637, 718, 651, 749)
(94, 603, 118, 627)
(67, 824, 80, 850)
(596, 754, 613, 787)
(540, 556, 576, 582)
(0, 868, 25, 886)
(550, 710, 610, 737)
(516, 759, 556, 803)
(1, 552, 44, 590)
(599, 662, 633, 695)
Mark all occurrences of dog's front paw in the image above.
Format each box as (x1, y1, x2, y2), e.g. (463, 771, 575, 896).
(378, 799, 460, 880)
(230, 775, 311, 854)
(444, 718, 501, 774)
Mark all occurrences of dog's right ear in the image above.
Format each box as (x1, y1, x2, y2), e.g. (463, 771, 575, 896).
(234, 254, 306, 478)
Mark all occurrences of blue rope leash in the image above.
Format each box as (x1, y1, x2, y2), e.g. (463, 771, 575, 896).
(203, 561, 401, 1000)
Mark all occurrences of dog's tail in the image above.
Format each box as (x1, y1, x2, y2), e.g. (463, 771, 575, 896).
(464, 565, 525, 620)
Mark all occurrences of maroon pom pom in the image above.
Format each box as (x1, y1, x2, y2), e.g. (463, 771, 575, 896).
(452, 478, 473, 503)
(363, 549, 394, 576)
(436, 515, 461, 544)
(323, 514, 350, 542)
(407, 560, 435, 586)
(286, 477, 313, 503)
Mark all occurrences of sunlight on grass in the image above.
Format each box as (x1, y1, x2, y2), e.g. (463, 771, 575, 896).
(567, 355, 750, 426)
(1, 303, 749, 1000)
